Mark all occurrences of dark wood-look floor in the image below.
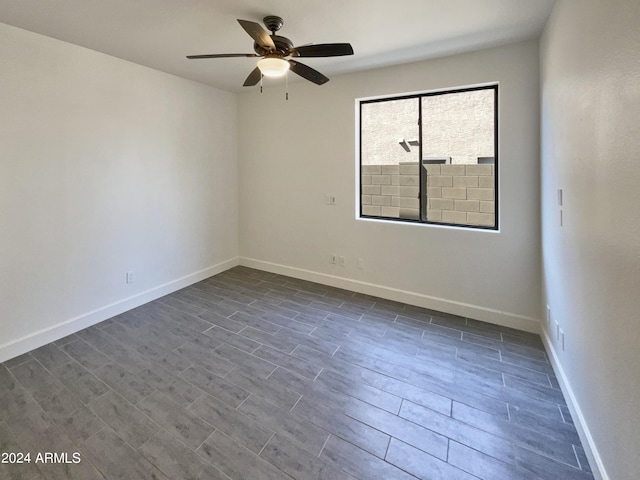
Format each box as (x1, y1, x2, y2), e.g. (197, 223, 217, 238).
(0, 266, 593, 480)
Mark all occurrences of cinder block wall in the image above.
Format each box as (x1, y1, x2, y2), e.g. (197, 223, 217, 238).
(361, 163, 420, 219)
(361, 162, 495, 227)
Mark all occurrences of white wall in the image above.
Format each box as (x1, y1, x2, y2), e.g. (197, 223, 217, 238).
(0, 23, 239, 361)
(540, 1, 640, 479)
(238, 40, 541, 331)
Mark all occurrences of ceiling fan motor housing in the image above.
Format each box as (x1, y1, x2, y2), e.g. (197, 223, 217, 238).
(252, 16, 292, 56)
(254, 35, 293, 56)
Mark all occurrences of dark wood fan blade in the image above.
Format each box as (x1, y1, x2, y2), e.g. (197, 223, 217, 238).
(243, 67, 262, 87)
(186, 53, 259, 59)
(290, 43, 354, 57)
(237, 19, 276, 51)
(288, 60, 329, 85)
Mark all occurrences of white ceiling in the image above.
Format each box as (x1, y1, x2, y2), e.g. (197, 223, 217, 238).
(0, 0, 556, 93)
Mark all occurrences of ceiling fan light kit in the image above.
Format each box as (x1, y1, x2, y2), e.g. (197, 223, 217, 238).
(257, 57, 290, 77)
(187, 15, 353, 92)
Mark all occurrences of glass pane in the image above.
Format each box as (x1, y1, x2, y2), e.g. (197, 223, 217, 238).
(421, 89, 496, 228)
(361, 98, 420, 220)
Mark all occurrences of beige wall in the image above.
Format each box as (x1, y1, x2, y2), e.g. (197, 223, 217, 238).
(540, 1, 640, 479)
(238, 39, 541, 331)
(0, 23, 239, 361)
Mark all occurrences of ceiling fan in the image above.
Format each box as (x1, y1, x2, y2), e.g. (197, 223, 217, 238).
(187, 15, 354, 87)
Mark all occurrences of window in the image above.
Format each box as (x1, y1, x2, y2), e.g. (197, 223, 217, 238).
(358, 84, 498, 229)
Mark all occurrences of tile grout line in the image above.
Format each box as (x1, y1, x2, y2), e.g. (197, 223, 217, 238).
(289, 394, 303, 413)
(313, 368, 324, 382)
(194, 428, 218, 452)
(317, 433, 332, 458)
(257, 432, 276, 457)
(572, 444, 584, 471)
(235, 393, 251, 411)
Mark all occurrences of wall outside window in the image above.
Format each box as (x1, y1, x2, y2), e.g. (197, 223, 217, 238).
(359, 86, 497, 228)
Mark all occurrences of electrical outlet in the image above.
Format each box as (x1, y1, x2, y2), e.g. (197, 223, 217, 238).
(338, 256, 345, 267)
(546, 305, 551, 326)
(556, 321, 560, 341)
(560, 328, 565, 351)
(330, 254, 337, 264)
(126, 271, 135, 284)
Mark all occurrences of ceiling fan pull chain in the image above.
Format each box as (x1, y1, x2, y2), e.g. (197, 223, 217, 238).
(260, 74, 263, 93)
(286, 71, 289, 100)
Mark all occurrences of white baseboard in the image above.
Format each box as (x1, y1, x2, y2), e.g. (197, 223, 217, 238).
(541, 328, 608, 480)
(0, 257, 239, 364)
(239, 257, 540, 334)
